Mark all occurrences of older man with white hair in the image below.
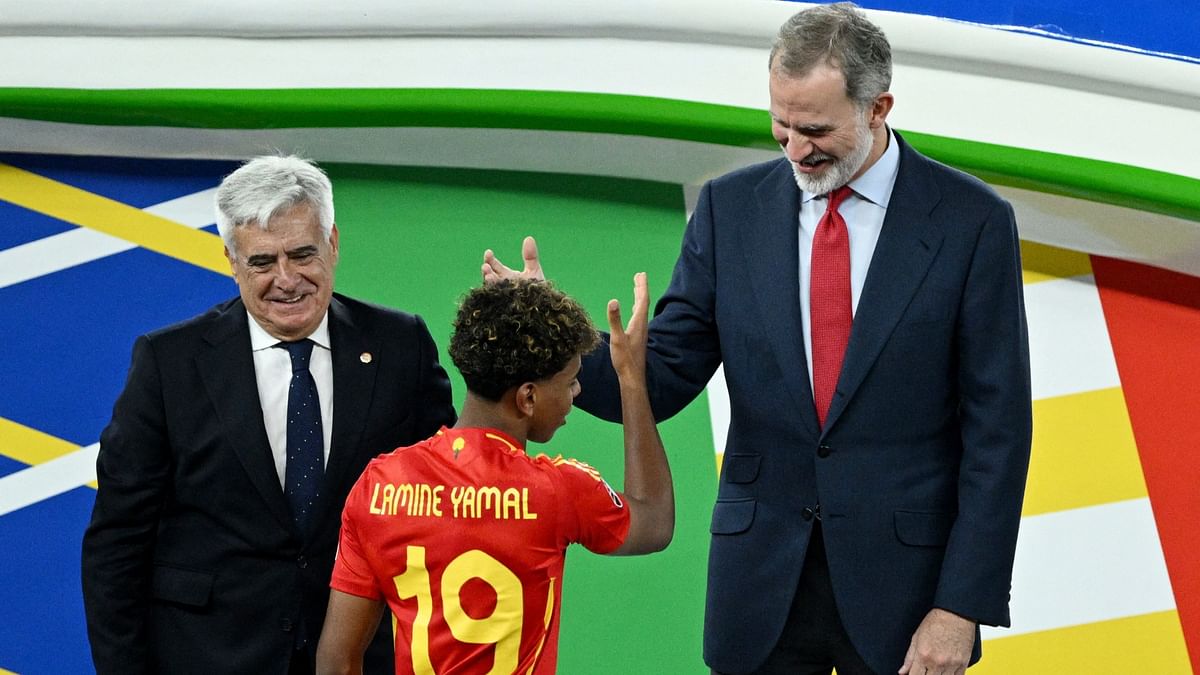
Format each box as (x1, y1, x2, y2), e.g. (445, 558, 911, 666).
(82, 155, 455, 675)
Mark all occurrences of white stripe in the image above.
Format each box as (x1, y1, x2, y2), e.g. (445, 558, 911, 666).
(0, 443, 98, 516)
(0, 188, 217, 290)
(142, 186, 219, 227)
(1023, 274, 1122, 400)
(983, 497, 1175, 638)
(0, 118, 778, 189)
(706, 364, 730, 458)
(1000, 184, 1200, 286)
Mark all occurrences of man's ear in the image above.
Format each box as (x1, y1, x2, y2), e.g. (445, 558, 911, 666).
(224, 246, 238, 279)
(514, 382, 537, 418)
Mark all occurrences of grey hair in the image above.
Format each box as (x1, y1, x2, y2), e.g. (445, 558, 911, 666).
(215, 155, 335, 254)
(769, 2, 892, 109)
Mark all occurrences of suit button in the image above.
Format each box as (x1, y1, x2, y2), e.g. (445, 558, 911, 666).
(280, 618, 294, 632)
(801, 507, 815, 521)
(297, 555, 308, 569)
(817, 444, 831, 458)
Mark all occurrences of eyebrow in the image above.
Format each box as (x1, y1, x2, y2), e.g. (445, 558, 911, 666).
(243, 245, 319, 266)
(772, 116, 835, 135)
(287, 245, 319, 258)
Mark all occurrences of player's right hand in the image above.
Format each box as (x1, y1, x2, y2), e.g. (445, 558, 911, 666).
(607, 272, 649, 382)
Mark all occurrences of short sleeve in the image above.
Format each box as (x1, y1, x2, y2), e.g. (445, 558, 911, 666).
(552, 458, 631, 554)
(329, 473, 384, 600)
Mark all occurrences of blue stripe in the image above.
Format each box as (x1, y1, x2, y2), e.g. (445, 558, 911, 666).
(0, 153, 236, 209)
(784, 0, 1200, 62)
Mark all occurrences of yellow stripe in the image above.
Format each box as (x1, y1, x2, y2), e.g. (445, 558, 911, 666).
(974, 610, 1192, 674)
(0, 162, 229, 276)
(485, 432, 520, 453)
(0, 417, 80, 466)
(1021, 240, 1093, 285)
(1024, 387, 1146, 516)
(716, 385, 1144, 516)
(0, 417, 96, 489)
(526, 577, 557, 674)
(0, 667, 20, 675)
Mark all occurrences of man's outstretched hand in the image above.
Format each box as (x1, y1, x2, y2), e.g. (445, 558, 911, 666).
(482, 236, 545, 284)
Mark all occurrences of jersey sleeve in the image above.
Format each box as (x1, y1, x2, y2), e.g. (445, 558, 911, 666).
(551, 458, 631, 554)
(329, 472, 384, 600)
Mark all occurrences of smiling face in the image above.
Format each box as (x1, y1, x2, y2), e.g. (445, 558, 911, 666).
(226, 201, 339, 341)
(769, 61, 892, 195)
(526, 354, 583, 444)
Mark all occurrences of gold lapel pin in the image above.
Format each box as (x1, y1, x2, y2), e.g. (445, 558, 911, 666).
(360, 352, 373, 364)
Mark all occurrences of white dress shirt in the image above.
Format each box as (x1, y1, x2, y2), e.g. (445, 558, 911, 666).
(248, 312, 334, 488)
(798, 128, 901, 390)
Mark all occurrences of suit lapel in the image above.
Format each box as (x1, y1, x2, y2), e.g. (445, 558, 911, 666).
(196, 301, 295, 532)
(822, 136, 946, 433)
(320, 296, 379, 513)
(744, 161, 822, 438)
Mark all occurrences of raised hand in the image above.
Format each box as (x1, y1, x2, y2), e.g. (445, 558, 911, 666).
(604, 271, 673, 557)
(607, 272, 649, 382)
(482, 236, 545, 284)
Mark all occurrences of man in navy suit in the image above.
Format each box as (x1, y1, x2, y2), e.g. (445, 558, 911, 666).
(82, 155, 456, 674)
(483, 4, 1031, 674)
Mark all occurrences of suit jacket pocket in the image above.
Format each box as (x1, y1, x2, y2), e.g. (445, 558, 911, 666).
(894, 510, 956, 547)
(151, 564, 215, 608)
(710, 498, 756, 535)
(722, 454, 761, 484)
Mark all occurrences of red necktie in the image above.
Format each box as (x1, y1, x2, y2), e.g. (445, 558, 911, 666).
(810, 186, 854, 429)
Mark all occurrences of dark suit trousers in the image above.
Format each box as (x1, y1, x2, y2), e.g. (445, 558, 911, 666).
(715, 522, 876, 675)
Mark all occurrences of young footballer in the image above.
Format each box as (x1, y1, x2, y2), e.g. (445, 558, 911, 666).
(316, 274, 673, 674)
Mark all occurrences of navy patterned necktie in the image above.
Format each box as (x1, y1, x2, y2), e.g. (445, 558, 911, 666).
(277, 340, 324, 533)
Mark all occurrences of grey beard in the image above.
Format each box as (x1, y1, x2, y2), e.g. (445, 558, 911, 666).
(787, 119, 875, 195)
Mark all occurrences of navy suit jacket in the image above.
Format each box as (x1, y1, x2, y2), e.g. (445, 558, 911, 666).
(576, 134, 1032, 674)
(82, 293, 456, 675)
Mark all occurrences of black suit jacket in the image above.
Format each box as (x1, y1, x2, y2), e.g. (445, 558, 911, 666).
(577, 134, 1032, 674)
(82, 293, 456, 675)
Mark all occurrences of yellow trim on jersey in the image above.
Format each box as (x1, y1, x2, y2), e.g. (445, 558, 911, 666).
(551, 457, 604, 482)
(485, 432, 521, 453)
(526, 577, 557, 675)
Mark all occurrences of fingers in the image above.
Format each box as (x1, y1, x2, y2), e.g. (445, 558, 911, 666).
(606, 298, 624, 336)
(522, 236, 540, 268)
(898, 642, 915, 674)
(631, 272, 649, 319)
(607, 273, 648, 337)
(481, 237, 545, 283)
(481, 248, 516, 284)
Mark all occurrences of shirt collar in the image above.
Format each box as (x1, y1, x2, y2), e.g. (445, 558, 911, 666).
(801, 126, 900, 207)
(247, 310, 331, 351)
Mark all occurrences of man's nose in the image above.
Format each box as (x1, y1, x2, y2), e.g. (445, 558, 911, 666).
(274, 258, 301, 287)
(783, 131, 813, 161)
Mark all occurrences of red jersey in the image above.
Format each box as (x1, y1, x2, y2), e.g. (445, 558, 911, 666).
(331, 426, 631, 674)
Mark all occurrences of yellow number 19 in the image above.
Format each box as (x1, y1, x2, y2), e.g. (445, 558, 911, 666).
(393, 545, 524, 675)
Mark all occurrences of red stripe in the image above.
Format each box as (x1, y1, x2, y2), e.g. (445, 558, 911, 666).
(1092, 255, 1200, 673)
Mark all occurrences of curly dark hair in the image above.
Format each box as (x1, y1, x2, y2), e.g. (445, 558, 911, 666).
(450, 280, 601, 401)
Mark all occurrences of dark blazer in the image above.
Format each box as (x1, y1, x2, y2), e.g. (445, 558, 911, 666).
(82, 293, 455, 675)
(576, 134, 1032, 675)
